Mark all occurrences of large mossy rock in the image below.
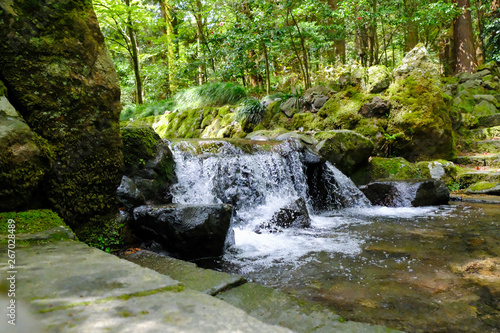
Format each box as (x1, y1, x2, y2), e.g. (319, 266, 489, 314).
(0, 85, 50, 210)
(367, 65, 391, 93)
(354, 157, 422, 185)
(0, 1, 123, 229)
(314, 130, 374, 176)
(132, 203, 233, 260)
(388, 46, 455, 162)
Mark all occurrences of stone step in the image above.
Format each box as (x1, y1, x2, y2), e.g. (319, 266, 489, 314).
(454, 154, 500, 168)
(456, 170, 500, 188)
(476, 113, 500, 128)
(469, 139, 500, 154)
(467, 126, 500, 140)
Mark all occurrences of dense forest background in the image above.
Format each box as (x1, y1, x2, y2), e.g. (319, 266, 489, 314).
(94, 0, 500, 112)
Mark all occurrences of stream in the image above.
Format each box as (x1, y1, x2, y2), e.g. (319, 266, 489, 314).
(168, 139, 500, 332)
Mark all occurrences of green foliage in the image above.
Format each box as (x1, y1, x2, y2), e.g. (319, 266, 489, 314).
(120, 99, 176, 121)
(447, 181, 461, 192)
(174, 82, 247, 111)
(236, 98, 265, 125)
(79, 214, 126, 253)
(483, 8, 500, 62)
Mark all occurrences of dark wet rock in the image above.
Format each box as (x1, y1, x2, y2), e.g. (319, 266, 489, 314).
(314, 130, 374, 176)
(132, 203, 233, 260)
(121, 124, 176, 206)
(257, 198, 311, 233)
(0, 2, 123, 226)
(359, 96, 391, 118)
(280, 97, 303, 118)
(117, 176, 146, 209)
(360, 179, 449, 207)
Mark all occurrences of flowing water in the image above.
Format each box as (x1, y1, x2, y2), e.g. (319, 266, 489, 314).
(168, 139, 500, 333)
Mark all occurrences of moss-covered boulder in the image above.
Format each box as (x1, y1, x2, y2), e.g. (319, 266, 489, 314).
(387, 46, 455, 161)
(367, 65, 391, 93)
(0, 87, 50, 211)
(120, 123, 176, 206)
(357, 157, 422, 184)
(314, 130, 374, 176)
(0, 1, 123, 229)
(316, 88, 367, 130)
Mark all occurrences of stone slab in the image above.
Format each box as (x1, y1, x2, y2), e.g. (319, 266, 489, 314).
(0, 240, 291, 333)
(37, 289, 291, 333)
(121, 250, 246, 295)
(454, 154, 500, 168)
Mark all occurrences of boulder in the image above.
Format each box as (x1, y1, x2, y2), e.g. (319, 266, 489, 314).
(359, 96, 391, 118)
(314, 130, 374, 176)
(465, 182, 500, 195)
(366, 65, 391, 93)
(256, 198, 311, 233)
(120, 123, 176, 206)
(280, 97, 303, 118)
(387, 46, 455, 161)
(360, 179, 449, 207)
(392, 45, 440, 81)
(0, 2, 123, 228)
(0, 86, 49, 211)
(132, 204, 233, 260)
(303, 86, 334, 112)
(360, 157, 421, 184)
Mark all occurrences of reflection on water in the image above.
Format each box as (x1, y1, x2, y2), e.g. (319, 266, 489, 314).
(217, 203, 500, 332)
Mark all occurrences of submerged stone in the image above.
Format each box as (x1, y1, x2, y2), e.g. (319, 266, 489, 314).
(256, 198, 311, 233)
(132, 203, 233, 260)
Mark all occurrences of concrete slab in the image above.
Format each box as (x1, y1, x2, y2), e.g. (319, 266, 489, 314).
(121, 250, 246, 295)
(0, 241, 291, 333)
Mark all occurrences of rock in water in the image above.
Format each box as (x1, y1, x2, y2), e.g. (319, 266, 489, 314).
(360, 179, 450, 207)
(0, 2, 123, 227)
(132, 204, 233, 260)
(257, 198, 311, 233)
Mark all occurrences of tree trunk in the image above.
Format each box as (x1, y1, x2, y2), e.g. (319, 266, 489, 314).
(159, 0, 176, 95)
(327, 0, 346, 64)
(452, 0, 477, 74)
(474, 0, 485, 66)
(369, 0, 379, 65)
(125, 0, 143, 104)
(263, 42, 271, 94)
(405, 0, 419, 51)
(289, 8, 310, 88)
(439, 27, 454, 76)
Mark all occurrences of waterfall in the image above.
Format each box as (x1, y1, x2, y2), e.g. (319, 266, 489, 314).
(168, 138, 370, 230)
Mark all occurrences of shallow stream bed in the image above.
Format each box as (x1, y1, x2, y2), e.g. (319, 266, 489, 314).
(207, 202, 500, 332)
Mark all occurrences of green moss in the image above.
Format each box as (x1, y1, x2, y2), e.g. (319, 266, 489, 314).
(0, 209, 67, 235)
(291, 113, 318, 131)
(468, 182, 497, 191)
(367, 157, 421, 181)
(0, 80, 7, 97)
(121, 123, 159, 174)
(387, 75, 456, 161)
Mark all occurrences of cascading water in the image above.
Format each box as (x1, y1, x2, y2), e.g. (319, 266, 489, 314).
(168, 138, 371, 266)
